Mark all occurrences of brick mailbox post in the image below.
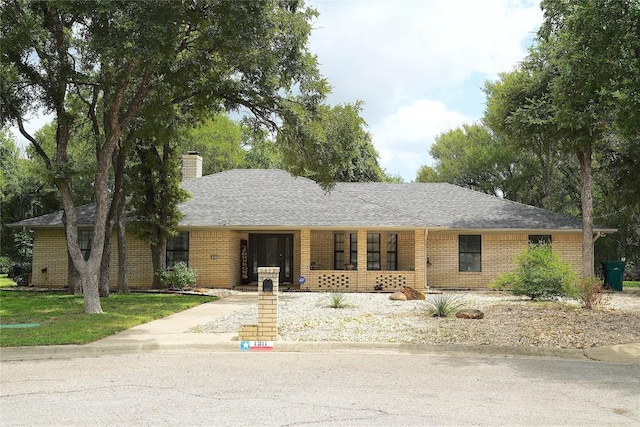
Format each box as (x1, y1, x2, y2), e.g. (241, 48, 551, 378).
(238, 267, 279, 341)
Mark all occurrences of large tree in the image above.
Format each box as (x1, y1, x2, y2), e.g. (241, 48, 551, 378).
(423, 124, 520, 197)
(280, 101, 385, 184)
(129, 134, 189, 289)
(1, 0, 329, 313)
(482, 0, 640, 279)
(538, 0, 639, 278)
(177, 113, 246, 175)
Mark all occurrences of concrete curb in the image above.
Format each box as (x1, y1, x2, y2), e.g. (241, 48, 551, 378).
(583, 343, 640, 364)
(0, 340, 591, 362)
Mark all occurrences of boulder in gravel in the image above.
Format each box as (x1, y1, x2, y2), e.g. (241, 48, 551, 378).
(403, 286, 425, 300)
(456, 309, 484, 319)
(390, 291, 407, 301)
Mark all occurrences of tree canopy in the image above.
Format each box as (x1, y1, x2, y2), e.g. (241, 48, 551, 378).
(1, 0, 331, 312)
(426, 0, 640, 277)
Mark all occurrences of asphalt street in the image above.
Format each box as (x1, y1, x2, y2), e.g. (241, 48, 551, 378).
(1, 351, 639, 426)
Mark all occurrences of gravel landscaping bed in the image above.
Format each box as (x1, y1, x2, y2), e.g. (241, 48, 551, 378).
(193, 290, 640, 349)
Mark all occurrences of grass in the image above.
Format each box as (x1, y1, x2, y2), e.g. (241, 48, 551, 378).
(0, 290, 216, 347)
(624, 281, 640, 288)
(0, 274, 17, 288)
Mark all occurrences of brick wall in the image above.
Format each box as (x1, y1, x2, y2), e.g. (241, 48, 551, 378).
(31, 230, 68, 287)
(125, 235, 155, 286)
(398, 232, 415, 271)
(554, 233, 582, 273)
(181, 153, 202, 180)
(310, 231, 334, 270)
(31, 229, 153, 288)
(30, 227, 585, 291)
(426, 232, 583, 289)
(189, 230, 242, 288)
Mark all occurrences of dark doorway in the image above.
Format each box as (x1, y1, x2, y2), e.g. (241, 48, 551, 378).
(248, 234, 294, 284)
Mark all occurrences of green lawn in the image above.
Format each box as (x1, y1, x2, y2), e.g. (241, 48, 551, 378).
(0, 291, 216, 347)
(624, 281, 640, 288)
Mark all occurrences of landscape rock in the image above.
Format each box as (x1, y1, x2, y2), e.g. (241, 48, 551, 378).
(456, 309, 485, 319)
(403, 286, 426, 300)
(197, 292, 640, 349)
(390, 292, 407, 301)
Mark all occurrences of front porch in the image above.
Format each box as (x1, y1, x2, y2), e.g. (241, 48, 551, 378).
(299, 228, 426, 292)
(233, 228, 427, 292)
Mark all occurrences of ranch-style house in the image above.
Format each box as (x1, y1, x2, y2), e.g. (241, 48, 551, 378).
(10, 153, 616, 292)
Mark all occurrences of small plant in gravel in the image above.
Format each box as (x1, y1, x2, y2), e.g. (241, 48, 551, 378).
(569, 277, 607, 310)
(425, 294, 464, 317)
(324, 292, 350, 309)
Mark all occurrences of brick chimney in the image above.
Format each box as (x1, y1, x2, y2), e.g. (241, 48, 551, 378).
(181, 151, 202, 180)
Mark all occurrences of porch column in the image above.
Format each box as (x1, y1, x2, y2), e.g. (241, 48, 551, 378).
(300, 228, 311, 288)
(414, 229, 426, 291)
(357, 229, 367, 291)
(424, 229, 429, 290)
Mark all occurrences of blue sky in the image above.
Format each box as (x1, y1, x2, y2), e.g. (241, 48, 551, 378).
(308, 0, 543, 181)
(12, 0, 543, 182)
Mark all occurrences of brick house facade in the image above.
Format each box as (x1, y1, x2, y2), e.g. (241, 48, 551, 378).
(12, 156, 614, 291)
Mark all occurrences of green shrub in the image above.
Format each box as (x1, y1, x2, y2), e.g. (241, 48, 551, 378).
(623, 261, 639, 281)
(157, 262, 198, 290)
(0, 256, 11, 274)
(425, 294, 464, 317)
(492, 244, 575, 300)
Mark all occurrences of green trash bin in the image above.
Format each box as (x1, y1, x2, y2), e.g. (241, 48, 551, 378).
(601, 261, 626, 291)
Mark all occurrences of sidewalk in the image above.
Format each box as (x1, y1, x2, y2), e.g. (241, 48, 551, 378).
(1, 292, 639, 363)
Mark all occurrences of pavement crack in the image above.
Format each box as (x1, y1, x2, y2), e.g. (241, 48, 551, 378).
(278, 403, 392, 427)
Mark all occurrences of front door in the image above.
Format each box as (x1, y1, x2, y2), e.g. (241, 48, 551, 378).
(249, 234, 294, 284)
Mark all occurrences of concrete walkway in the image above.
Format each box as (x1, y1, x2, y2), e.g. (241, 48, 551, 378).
(1, 292, 639, 363)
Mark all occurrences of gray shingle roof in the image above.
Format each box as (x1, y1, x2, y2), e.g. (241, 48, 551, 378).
(7, 204, 97, 228)
(9, 169, 614, 231)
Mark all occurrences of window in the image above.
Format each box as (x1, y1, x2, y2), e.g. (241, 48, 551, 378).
(459, 235, 481, 272)
(167, 232, 189, 268)
(334, 233, 345, 270)
(367, 233, 381, 270)
(78, 230, 93, 260)
(529, 235, 552, 245)
(387, 233, 398, 270)
(349, 233, 358, 268)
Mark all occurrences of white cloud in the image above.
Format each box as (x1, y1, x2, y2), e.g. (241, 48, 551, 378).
(372, 99, 472, 180)
(309, 0, 543, 181)
(310, 0, 541, 115)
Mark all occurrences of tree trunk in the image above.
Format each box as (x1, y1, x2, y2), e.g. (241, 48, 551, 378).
(99, 228, 111, 297)
(541, 145, 554, 211)
(83, 271, 102, 313)
(577, 145, 595, 279)
(117, 214, 129, 293)
(151, 234, 167, 289)
(67, 251, 83, 295)
(111, 140, 130, 294)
